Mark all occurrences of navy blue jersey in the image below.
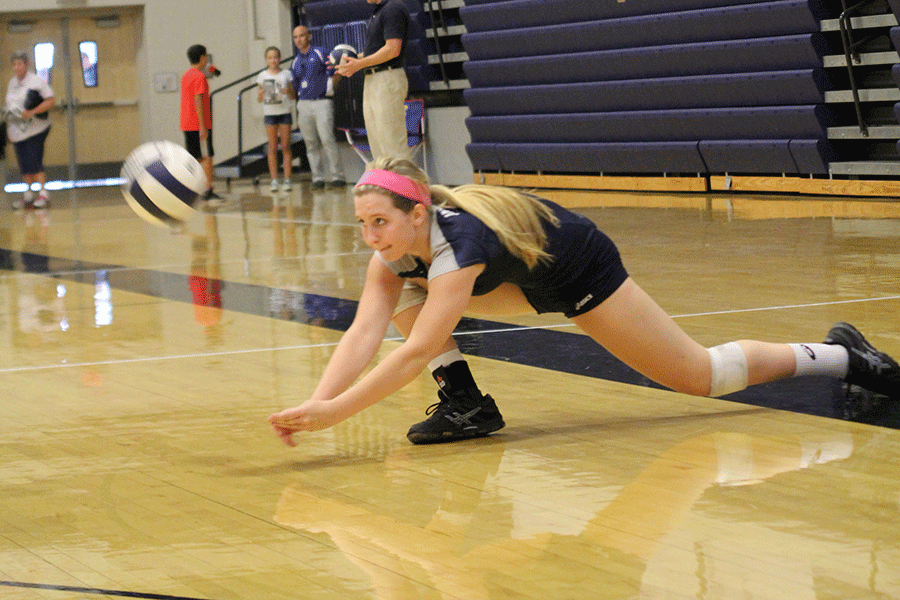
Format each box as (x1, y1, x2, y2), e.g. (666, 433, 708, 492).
(364, 0, 409, 70)
(379, 199, 629, 317)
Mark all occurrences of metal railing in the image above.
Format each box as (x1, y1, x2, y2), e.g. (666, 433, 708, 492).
(837, 0, 884, 136)
(426, 0, 450, 87)
(209, 56, 294, 167)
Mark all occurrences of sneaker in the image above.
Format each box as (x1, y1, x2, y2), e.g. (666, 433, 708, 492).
(330, 179, 346, 188)
(311, 180, 325, 190)
(33, 191, 49, 209)
(282, 179, 292, 192)
(824, 322, 900, 397)
(14, 190, 34, 210)
(269, 179, 279, 193)
(838, 383, 890, 423)
(407, 389, 505, 444)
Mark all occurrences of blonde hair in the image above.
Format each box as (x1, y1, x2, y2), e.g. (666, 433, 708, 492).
(356, 158, 559, 269)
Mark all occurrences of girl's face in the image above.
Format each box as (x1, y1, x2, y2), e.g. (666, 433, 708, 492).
(355, 191, 424, 262)
(265, 50, 280, 70)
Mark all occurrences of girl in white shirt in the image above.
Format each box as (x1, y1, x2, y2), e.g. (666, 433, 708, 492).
(256, 47, 295, 193)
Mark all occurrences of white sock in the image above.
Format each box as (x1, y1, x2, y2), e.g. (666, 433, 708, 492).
(790, 343, 849, 379)
(428, 349, 464, 373)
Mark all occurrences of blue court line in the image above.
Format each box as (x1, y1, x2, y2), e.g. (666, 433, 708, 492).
(2, 247, 897, 428)
(0, 580, 210, 600)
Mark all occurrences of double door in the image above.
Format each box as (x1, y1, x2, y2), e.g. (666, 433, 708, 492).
(1, 9, 141, 177)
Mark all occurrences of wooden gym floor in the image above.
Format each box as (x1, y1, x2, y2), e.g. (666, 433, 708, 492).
(1, 182, 899, 599)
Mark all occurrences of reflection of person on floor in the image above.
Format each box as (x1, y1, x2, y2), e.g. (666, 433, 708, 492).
(188, 211, 222, 331)
(270, 194, 307, 321)
(16, 211, 65, 342)
(273, 429, 856, 599)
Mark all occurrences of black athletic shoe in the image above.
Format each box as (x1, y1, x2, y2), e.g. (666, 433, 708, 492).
(824, 322, 900, 398)
(838, 383, 890, 423)
(407, 389, 505, 444)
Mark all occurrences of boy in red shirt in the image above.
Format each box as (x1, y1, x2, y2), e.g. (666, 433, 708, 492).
(180, 44, 220, 200)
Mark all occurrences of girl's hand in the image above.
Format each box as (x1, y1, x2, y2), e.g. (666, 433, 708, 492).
(268, 400, 343, 447)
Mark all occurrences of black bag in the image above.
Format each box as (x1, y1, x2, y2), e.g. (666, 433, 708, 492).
(24, 89, 48, 119)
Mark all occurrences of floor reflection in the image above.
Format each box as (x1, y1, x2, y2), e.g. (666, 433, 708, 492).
(273, 424, 897, 599)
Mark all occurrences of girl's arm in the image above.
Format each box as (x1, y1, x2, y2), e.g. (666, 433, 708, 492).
(269, 262, 484, 445)
(269, 255, 405, 444)
(309, 255, 404, 401)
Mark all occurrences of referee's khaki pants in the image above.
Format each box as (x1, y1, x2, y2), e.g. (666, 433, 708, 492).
(363, 68, 411, 163)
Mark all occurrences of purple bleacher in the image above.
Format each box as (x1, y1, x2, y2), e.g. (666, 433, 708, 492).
(461, 1, 823, 61)
(466, 106, 830, 144)
(460, 0, 834, 176)
(308, 27, 324, 48)
(460, 0, 774, 32)
(345, 20, 366, 53)
(789, 139, 836, 174)
(465, 144, 502, 171)
(466, 142, 708, 174)
(464, 70, 826, 116)
(322, 23, 346, 51)
(891, 27, 900, 58)
(304, 0, 373, 26)
(699, 140, 798, 173)
(463, 34, 827, 88)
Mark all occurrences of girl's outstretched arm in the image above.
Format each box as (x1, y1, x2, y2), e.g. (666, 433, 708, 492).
(269, 264, 483, 446)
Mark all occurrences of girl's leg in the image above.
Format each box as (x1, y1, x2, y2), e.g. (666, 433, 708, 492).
(278, 123, 292, 181)
(265, 124, 278, 181)
(393, 284, 504, 444)
(571, 277, 797, 397)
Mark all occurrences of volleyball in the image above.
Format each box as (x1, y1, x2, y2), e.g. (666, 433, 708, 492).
(120, 140, 206, 227)
(329, 44, 357, 67)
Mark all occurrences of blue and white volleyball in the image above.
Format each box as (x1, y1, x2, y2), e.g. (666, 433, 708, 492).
(120, 141, 205, 227)
(329, 44, 357, 67)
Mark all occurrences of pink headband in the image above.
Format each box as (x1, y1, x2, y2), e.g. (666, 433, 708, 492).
(355, 169, 432, 206)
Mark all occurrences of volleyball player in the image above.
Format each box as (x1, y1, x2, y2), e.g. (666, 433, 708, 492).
(269, 158, 900, 446)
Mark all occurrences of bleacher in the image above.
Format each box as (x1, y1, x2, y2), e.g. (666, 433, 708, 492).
(232, 0, 900, 192)
(460, 0, 844, 177)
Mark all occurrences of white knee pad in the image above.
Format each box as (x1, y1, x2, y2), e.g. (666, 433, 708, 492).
(707, 342, 749, 397)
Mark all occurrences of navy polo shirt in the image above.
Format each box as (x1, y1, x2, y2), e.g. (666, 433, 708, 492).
(364, 0, 410, 70)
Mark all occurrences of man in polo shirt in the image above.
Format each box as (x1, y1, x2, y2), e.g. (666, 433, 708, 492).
(335, 0, 412, 162)
(292, 25, 346, 189)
